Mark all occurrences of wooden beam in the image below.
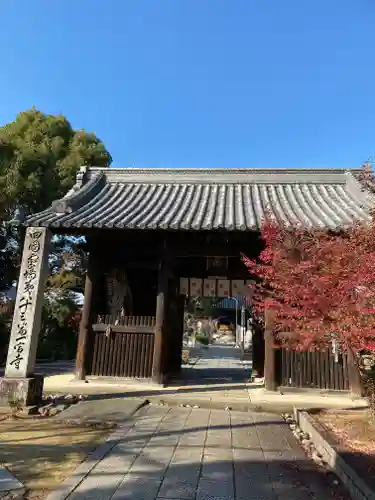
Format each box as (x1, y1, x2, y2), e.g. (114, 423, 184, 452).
(170, 246, 258, 258)
(92, 324, 155, 334)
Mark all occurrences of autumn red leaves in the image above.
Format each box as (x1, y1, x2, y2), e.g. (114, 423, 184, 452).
(243, 215, 375, 354)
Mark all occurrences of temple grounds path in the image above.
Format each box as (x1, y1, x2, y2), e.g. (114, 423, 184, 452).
(46, 404, 350, 500)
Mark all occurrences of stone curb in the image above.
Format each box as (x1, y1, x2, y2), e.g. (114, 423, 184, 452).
(44, 399, 149, 500)
(148, 396, 256, 412)
(148, 396, 359, 414)
(294, 408, 375, 500)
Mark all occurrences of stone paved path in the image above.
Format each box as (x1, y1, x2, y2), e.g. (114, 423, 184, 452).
(61, 405, 349, 500)
(178, 344, 250, 386)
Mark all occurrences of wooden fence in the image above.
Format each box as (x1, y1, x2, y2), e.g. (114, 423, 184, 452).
(279, 348, 350, 391)
(88, 315, 156, 378)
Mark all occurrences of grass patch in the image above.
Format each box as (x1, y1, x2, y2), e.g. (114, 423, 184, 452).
(0, 418, 113, 499)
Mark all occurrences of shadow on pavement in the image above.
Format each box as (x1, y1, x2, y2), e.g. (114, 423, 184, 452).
(73, 383, 263, 403)
(0, 430, 351, 499)
(169, 366, 252, 387)
(0, 360, 75, 378)
(2, 420, 292, 444)
(54, 458, 349, 500)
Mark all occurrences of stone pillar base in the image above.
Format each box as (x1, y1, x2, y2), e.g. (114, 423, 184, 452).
(0, 375, 44, 406)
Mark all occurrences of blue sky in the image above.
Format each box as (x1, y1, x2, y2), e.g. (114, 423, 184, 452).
(1, 1, 374, 170)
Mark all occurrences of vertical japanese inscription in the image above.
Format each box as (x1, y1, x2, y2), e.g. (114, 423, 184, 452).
(9, 231, 42, 370)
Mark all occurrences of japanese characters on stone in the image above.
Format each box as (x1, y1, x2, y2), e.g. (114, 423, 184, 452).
(9, 230, 43, 370)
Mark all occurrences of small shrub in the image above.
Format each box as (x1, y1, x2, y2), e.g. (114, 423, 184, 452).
(195, 335, 209, 346)
(8, 391, 23, 417)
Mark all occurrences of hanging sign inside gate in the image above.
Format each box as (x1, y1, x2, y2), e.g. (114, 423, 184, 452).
(203, 278, 216, 297)
(179, 278, 189, 296)
(217, 279, 230, 298)
(189, 278, 203, 297)
(231, 280, 245, 296)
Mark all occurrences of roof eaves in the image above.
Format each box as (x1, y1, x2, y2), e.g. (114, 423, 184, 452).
(345, 170, 375, 206)
(50, 171, 105, 216)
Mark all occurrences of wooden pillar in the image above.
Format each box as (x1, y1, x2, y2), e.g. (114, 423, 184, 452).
(264, 308, 277, 391)
(173, 295, 185, 373)
(152, 256, 168, 384)
(167, 287, 185, 375)
(252, 320, 265, 377)
(75, 254, 96, 381)
(347, 348, 362, 396)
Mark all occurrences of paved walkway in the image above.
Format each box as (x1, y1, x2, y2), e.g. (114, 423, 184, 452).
(178, 343, 251, 386)
(43, 345, 366, 412)
(53, 405, 349, 500)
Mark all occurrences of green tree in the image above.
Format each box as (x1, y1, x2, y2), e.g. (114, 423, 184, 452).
(0, 107, 112, 216)
(0, 225, 18, 296)
(0, 108, 111, 289)
(48, 236, 88, 294)
(0, 108, 112, 360)
(38, 290, 81, 361)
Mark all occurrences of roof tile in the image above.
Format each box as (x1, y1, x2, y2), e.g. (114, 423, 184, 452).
(25, 168, 373, 230)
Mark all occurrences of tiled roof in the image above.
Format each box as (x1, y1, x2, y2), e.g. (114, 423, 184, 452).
(25, 167, 374, 231)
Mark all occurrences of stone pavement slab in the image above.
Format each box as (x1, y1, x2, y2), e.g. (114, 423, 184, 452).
(47, 405, 351, 500)
(0, 467, 23, 492)
(53, 397, 147, 423)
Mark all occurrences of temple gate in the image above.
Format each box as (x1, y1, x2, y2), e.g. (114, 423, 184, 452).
(0, 167, 370, 403)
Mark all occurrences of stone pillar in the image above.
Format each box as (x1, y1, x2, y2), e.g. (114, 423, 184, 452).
(0, 227, 51, 406)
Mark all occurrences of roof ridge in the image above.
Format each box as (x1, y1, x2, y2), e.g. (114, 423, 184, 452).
(86, 166, 360, 174)
(86, 167, 358, 186)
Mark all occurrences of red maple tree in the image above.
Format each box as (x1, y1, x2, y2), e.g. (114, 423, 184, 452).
(243, 215, 375, 354)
